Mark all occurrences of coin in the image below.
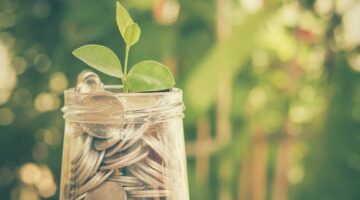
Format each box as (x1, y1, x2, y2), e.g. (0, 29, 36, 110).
(104, 144, 142, 165)
(123, 185, 145, 191)
(85, 181, 127, 200)
(72, 135, 92, 165)
(143, 135, 170, 161)
(67, 122, 84, 137)
(108, 175, 142, 186)
(128, 166, 165, 189)
(144, 157, 166, 174)
(94, 136, 123, 151)
(74, 192, 87, 200)
(89, 151, 105, 177)
(75, 71, 104, 93)
(136, 161, 165, 182)
(76, 149, 99, 185)
(129, 189, 170, 198)
(76, 170, 114, 197)
(104, 124, 137, 158)
(101, 145, 148, 170)
(74, 72, 125, 139)
(116, 124, 148, 152)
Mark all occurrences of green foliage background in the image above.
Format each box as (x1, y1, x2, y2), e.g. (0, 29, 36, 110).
(1, 0, 360, 199)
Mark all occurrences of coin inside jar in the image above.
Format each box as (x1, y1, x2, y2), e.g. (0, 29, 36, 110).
(75, 71, 104, 93)
(85, 181, 127, 200)
(78, 92, 125, 139)
(74, 71, 125, 139)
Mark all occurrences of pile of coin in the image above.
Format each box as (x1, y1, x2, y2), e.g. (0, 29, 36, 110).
(66, 72, 172, 200)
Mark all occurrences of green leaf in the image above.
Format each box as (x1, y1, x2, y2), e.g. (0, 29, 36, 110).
(127, 60, 175, 92)
(124, 23, 141, 46)
(72, 44, 123, 78)
(116, 1, 134, 40)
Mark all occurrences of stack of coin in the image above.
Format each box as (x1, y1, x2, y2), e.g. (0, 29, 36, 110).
(67, 72, 174, 199)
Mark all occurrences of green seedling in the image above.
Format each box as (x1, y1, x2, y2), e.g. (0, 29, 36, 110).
(72, 1, 175, 93)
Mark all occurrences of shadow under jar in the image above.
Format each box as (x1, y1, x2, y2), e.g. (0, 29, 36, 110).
(60, 86, 189, 200)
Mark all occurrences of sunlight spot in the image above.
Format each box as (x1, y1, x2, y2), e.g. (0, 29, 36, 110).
(33, 54, 51, 73)
(19, 186, 39, 200)
(43, 127, 62, 146)
(34, 93, 60, 112)
(289, 105, 313, 124)
(279, 2, 300, 27)
(347, 53, 360, 72)
(0, 39, 17, 105)
(342, 1, 360, 48)
(0, 108, 15, 126)
(252, 50, 269, 74)
(288, 166, 304, 184)
(13, 88, 33, 107)
(247, 86, 267, 112)
(336, 0, 355, 14)
(49, 72, 69, 93)
(299, 86, 316, 102)
(19, 163, 42, 185)
(35, 166, 57, 198)
(12, 57, 27, 75)
(154, 0, 180, 25)
(314, 0, 334, 16)
(240, 0, 263, 12)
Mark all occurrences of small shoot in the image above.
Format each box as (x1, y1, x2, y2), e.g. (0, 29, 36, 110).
(73, 1, 175, 93)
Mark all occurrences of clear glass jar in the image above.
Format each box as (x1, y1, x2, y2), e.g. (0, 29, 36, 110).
(60, 86, 189, 200)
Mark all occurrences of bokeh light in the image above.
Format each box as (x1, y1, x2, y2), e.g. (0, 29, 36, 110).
(0, 39, 17, 105)
(0, 108, 15, 126)
(34, 93, 61, 112)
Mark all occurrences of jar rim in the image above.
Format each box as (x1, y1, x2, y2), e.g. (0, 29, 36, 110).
(64, 85, 182, 97)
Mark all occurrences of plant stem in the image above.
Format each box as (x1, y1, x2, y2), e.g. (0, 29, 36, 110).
(124, 45, 130, 92)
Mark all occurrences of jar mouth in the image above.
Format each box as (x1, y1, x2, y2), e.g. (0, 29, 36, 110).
(64, 85, 182, 97)
(63, 85, 184, 125)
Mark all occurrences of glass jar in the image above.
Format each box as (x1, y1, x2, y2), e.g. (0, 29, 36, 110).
(60, 85, 189, 200)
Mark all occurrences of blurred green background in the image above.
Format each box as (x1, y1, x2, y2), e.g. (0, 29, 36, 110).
(1, 0, 360, 199)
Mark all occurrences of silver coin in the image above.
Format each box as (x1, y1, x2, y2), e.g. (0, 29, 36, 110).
(144, 157, 166, 174)
(94, 136, 123, 151)
(67, 122, 84, 137)
(136, 161, 165, 183)
(77, 92, 125, 139)
(129, 189, 170, 198)
(85, 181, 127, 200)
(75, 71, 104, 93)
(76, 170, 114, 197)
(72, 136, 92, 165)
(115, 124, 148, 152)
(89, 151, 105, 177)
(123, 185, 145, 191)
(143, 135, 170, 161)
(103, 144, 142, 165)
(82, 122, 123, 139)
(77, 149, 99, 185)
(105, 125, 143, 158)
(74, 192, 87, 200)
(101, 146, 148, 170)
(71, 136, 93, 186)
(108, 175, 142, 186)
(128, 166, 165, 189)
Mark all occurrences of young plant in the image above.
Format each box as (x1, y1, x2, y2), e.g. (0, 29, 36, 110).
(72, 1, 175, 93)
